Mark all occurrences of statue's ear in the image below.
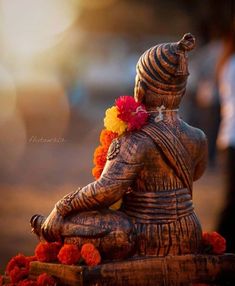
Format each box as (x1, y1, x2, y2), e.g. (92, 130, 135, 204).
(135, 79, 147, 103)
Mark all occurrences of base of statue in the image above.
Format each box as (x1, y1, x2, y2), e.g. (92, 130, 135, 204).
(29, 254, 235, 286)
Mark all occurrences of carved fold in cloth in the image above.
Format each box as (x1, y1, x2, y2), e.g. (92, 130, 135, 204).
(141, 121, 193, 195)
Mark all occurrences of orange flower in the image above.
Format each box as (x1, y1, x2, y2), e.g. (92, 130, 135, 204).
(57, 244, 81, 265)
(37, 273, 56, 286)
(100, 129, 118, 147)
(93, 145, 108, 167)
(92, 166, 103, 180)
(202, 231, 226, 254)
(35, 242, 61, 262)
(81, 243, 101, 266)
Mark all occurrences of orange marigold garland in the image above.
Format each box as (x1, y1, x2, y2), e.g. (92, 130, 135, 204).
(81, 243, 101, 266)
(92, 130, 118, 180)
(202, 231, 226, 255)
(92, 96, 148, 180)
(57, 244, 81, 265)
(35, 242, 62, 263)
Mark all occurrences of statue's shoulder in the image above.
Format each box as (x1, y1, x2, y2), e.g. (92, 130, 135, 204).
(111, 129, 154, 163)
(180, 120, 207, 143)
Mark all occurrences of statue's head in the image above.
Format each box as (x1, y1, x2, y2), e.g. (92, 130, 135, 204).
(134, 33, 195, 110)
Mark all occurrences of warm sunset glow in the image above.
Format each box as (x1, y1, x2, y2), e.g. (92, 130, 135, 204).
(0, 0, 76, 61)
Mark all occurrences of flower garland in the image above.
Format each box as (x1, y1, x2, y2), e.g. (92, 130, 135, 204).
(92, 95, 148, 180)
(1, 242, 101, 285)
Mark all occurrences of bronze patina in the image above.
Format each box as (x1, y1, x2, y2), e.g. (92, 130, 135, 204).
(31, 33, 208, 260)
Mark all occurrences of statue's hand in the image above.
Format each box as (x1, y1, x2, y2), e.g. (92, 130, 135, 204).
(41, 207, 63, 242)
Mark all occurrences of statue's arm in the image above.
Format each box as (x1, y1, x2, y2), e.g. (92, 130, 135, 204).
(56, 135, 144, 217)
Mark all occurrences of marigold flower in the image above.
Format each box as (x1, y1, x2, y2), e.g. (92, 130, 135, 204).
(100, 129, 118, 147)
(8, 266, 29, 283)
(81, 243, 101, 266)
(104, 106, 127, 135)
(93, 145, 108, 166)
(57, 244, 81, 265)
(17, 279, 37, 286)
(6, 254, 29, 275)
(202, 231, 226, 254)
(92, 166, 103, 180)
(116, 95, 148, 131)
(35, 242, 61, 262)
(37, 273, 56, 286)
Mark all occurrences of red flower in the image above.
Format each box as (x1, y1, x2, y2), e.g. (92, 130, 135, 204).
(37, 273, 56, 286)
(202, 231, 226, 254)
(17, 279, 37, 286)
(6, 254, 29, 275)
(6, 254, 30, 283)
(115, 96, 148, 131)
(57, 244, 81, 265)
(8, 266, 29, 283)
(35, 242, 61, 262)
(81, 243, 101, 266)
(0, 275, 3, 286)
(100, 129, 118, 147)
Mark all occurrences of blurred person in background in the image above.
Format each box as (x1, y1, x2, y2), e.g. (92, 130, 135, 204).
(216, 27, 235, 253)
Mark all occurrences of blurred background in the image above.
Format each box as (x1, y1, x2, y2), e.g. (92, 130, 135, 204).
(0, 0, 234, 271)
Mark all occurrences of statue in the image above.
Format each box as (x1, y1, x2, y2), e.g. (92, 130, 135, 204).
(31, 33, 208, 260)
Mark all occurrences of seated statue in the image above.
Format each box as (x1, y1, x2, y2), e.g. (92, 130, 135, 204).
(31, 33, 208, 260)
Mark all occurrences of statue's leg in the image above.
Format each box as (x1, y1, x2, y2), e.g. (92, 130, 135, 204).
(64, 209, 137, 260)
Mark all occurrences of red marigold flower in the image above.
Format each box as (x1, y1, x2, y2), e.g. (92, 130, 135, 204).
(37, 273, 56, 286)
(81, 243, 101, 266)
(115, 96, 148, 131)
(35, 242, 61, 262)
(6, 254, 29, 275)
(17, 279, 37, 286)
(8, 266, 29, 283)
(100, 129, 118, 147)
(202, 231, 226, 255)
(57, 244, 81, 265)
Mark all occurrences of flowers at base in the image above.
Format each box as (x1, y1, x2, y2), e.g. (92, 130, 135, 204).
(202, 231, 226, 254)
(37, 273, 56, 286)
(35, 242, 62, 263)
(6, 254, 30, 284)
(17, 279, 37, 286)
(3, 242, 101, 285)
(57, 244, 81, 265)
(81, 243, 101, 266)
